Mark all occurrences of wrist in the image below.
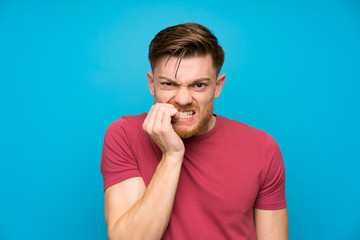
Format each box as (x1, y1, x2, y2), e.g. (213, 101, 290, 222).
(162, 152, 184, 165)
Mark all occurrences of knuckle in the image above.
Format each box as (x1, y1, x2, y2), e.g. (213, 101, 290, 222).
(154, 103, 162, 108)
(144, 126, 152, 134)
(152, 126, 161, 134)
(159, 128, 167, 135)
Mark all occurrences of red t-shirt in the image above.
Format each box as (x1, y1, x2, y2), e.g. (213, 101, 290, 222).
(101, 113, 286, 239)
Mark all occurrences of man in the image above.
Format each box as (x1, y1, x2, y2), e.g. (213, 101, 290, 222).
(101, 23, 288, 240)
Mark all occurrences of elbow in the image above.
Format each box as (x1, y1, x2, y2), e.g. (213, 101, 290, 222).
(106, 221, 130, 240)
(107, 223, 121, 240)
(107, 226, 115, 240)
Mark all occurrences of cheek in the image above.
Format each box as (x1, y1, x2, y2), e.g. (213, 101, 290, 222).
(154, 90, 174, 103)
(196, 93, 215, 107)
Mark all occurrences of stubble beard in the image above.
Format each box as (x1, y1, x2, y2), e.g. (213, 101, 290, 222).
(172, 102, 214, 139)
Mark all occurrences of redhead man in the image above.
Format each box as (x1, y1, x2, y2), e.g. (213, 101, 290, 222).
(101, 23, 288, 240)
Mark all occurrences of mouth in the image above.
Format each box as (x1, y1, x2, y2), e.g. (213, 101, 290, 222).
(178, 110, 196, 119)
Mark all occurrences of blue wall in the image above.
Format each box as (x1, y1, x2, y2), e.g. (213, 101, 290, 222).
(1, 0, 359, 239)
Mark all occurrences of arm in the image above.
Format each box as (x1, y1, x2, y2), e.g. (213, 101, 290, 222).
(254, 208, 288, 240)
(104, 103, 183, 240)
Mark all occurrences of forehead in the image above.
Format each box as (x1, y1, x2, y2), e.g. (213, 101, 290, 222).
(153, 54, 216, 81)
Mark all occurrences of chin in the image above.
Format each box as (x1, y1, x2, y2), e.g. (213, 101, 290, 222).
(175, 129, 198, 139)
(174, 112, 213, 139)
(172, 124, 195, 138)
(174, 123, 206, 139)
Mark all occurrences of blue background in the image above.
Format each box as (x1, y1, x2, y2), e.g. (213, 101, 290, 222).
(1, 0, 359, 239)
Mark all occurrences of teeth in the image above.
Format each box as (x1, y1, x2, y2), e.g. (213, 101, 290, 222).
(179, 111, 194, 118)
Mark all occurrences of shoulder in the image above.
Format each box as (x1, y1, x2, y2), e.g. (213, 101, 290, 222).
(107, 113, 147, 132)
(217, 115, 267, 138)
(217, 115, 280, 149)
(104, 113, 147, 141)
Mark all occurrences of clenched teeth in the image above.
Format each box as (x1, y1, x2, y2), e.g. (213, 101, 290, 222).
(179, 111, 195, 118)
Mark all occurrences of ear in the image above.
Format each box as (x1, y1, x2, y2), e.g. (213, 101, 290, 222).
(214, 73, 226, 99)
(147, 70, 155, 96)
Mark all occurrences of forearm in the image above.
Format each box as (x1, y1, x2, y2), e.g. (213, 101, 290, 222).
(108, 155, 182, 240)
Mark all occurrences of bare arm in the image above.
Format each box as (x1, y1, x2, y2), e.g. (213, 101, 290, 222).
(104, 103, 184, 240)
(254, 208, 288, 240)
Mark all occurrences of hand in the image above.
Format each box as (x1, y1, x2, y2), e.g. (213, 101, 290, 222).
(142, 103, 185, 158)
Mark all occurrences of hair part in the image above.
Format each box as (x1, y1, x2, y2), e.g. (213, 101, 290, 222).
(148, 23, 225, 76)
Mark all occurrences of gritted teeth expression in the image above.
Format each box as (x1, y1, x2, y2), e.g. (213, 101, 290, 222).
(179, 111, 195, 119)
(148, 54, 225, 138)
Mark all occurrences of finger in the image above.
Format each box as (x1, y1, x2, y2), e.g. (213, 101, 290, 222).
(153, 105, 176, 133)
(160, 107, 175, 128)
(163, 109, 178, 124)
(159, 104, 179, 120)
(143, 104, 160, 132)
(142, 104, 155, 129)
(171, 110, 180, 121)
(153, 106, 167, 132)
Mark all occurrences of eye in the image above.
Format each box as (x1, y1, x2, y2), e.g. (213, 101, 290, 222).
(160, 82, 177, 89)
(191, 83, 207, 91)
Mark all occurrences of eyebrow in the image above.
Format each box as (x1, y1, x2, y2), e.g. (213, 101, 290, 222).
(158, 76, 211, 84)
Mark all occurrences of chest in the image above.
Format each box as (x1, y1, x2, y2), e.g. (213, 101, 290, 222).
(178, 142, 264, 215)
(137, 137, 265, 211)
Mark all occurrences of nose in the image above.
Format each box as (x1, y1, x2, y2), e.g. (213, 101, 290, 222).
(174, 86, 192, 106)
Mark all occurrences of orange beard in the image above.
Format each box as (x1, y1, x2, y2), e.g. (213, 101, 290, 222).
(170, 102, 214, 139)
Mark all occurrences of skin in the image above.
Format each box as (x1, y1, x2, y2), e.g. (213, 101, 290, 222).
(146, 54, 225, 139)
(255, 208, 289, 240)
(104, 53, 288, 240)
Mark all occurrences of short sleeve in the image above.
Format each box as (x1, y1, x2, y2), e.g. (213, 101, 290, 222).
(100, 118, 142, 191)
(254, 133, 287, 210)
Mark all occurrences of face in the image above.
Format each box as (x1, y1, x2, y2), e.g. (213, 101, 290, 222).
(147, 54, 226, 138)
